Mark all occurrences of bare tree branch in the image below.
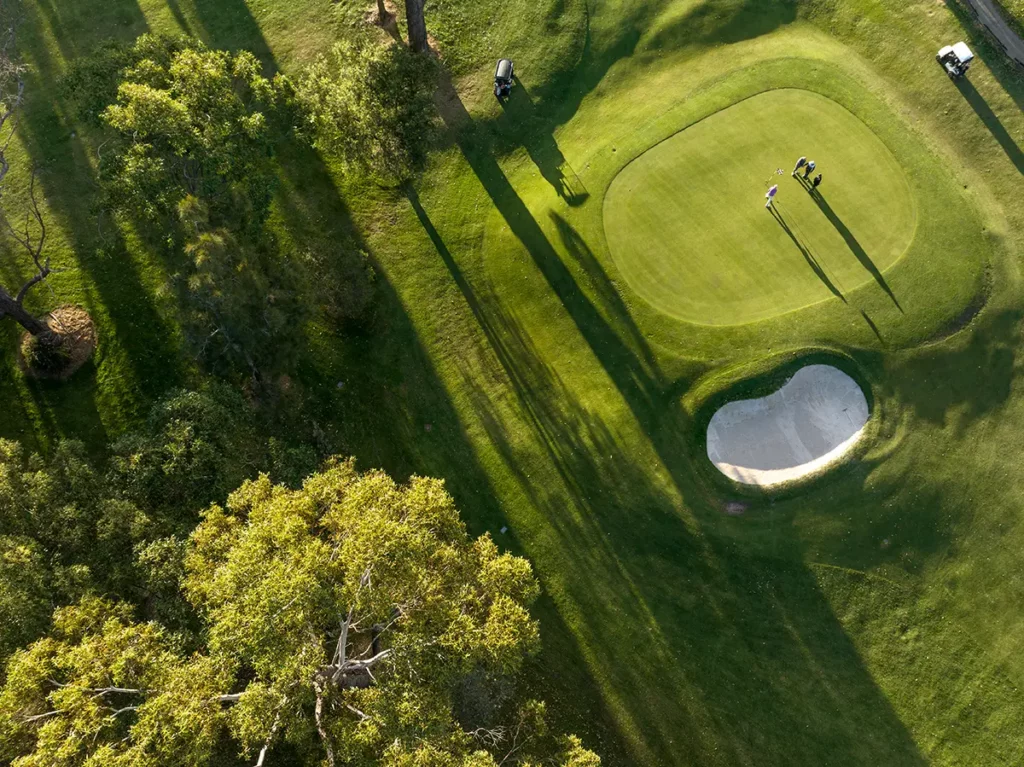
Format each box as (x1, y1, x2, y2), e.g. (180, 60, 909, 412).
(314, 685, 336, 767)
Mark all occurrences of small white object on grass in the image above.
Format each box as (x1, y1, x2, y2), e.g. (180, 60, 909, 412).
(500, 526, 508, 534)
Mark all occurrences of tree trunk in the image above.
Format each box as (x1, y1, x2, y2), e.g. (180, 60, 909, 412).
(377, 0, 387, 19)
(406, 0, 427, 53)
(0, 287, 45, 335)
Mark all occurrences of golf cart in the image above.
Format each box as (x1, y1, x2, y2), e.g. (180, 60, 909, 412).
(494, 58, 514, 101)
(937, 42, 975, 79)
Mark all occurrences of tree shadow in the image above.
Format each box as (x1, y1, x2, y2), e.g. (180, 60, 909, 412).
(165, 0, 195, 35)
(436, 72, 665, 429)
(769, 205, 846, 302)
(942, 0, 1024, 116)
(413, 86, 931, 757)
(888, 308, 1021, 432)
(12, 0, 183, 435)
(807, 189, 903, 312)
(955, 75, 1024, 174)
(187, 0, 275, 67)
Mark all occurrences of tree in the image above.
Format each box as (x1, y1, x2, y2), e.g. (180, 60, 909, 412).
(297, 40, 438, 183)
(0, 439, 153, 603)
(100, 36, 288, 231)
(0, 536, 50, 669)
(90, 35, 302, 378)
(0, 461, 601, 767)
(106, 383, 257, 520)
(405, 0, 428, 53)
(0, 4, 56, 340)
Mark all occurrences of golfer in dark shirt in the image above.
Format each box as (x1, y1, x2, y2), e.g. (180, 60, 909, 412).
(812, 174, 822, 188)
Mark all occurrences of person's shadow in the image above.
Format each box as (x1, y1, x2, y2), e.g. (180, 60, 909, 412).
(499, 78, 589, 206)
(796, 175, 902, 312)
(769, 205, 845, 302)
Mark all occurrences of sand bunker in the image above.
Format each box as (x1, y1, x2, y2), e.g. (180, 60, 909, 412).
(706, 365, 869, 487)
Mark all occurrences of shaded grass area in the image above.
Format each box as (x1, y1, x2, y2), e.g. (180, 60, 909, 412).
(6, 0, 1024, 765)
(0, 0, 631, 757)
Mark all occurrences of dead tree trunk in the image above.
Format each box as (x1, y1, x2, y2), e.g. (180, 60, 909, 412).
(0, 168, 51, 337)
(405, 0, 427, 53)
(0, 287, 45, 334)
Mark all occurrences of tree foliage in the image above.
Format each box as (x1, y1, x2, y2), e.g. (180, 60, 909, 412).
(107, 384, 257, 519)
(297, 40, 438, 183)
(0, 461, 600, 767)
(64, 34, 304, 377)
(98, 35, 289, 231)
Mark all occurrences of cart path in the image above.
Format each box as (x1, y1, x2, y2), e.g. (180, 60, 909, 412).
(963, 0, 1024, 67)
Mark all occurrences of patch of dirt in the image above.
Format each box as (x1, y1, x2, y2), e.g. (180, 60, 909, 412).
(365, 1, 444, 57)
(365, 0, 401, 38)
(19, 305, 97, 381)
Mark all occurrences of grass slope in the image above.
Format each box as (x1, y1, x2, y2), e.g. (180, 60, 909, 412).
(5, 0, 1024, 765)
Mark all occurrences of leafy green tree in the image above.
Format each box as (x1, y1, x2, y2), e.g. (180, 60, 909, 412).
(107, 384, 257, 520)
(0, 461, 600, 767)
(100, 36, 289, 231)
(0, 537, 50, 670)
(85, 35, 301, 377)
(0, 439, 152, 601)
(297, 40, 438, 183)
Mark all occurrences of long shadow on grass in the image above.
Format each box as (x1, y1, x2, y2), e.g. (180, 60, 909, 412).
(181, 5, 635, 758)
(955, 75, 1024, 174)
(10, 0, 183, 440)
(800, 186, 903, 312)
(422, 82, 928, 759)
(500, 80, 589, 205)
(769, 206, 846, 302)
(942, 0, 1024, 116)
(428, 213, 926, 763)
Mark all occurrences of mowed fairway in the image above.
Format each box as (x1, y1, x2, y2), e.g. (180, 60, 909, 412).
(7, 0, 1024, 765)
(604, 89, 916, 324)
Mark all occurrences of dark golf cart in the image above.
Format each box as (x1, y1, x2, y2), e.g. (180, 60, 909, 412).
(494, 58, 514, 101)
(936, 42, 974, 79)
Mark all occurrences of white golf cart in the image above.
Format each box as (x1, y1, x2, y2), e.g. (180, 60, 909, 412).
(937, 42, 975, 79)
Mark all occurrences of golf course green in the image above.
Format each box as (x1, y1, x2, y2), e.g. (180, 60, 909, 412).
(4, 0, 1024, 765)
(604, 89, 916, 324)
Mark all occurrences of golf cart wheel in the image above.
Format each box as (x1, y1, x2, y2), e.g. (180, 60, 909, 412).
(935, 54, 942, 62)
(948, 70, 957, 80)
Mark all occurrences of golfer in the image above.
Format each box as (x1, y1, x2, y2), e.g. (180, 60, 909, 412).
(792, 156, 807, 177)
(812, 173, 823, 189)
(803, 160, 817, 179)
(765, 184, 778, 209)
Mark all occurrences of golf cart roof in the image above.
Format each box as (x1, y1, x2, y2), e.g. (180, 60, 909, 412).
(952, 41, 974, 62)
(495, 59, 513, 81)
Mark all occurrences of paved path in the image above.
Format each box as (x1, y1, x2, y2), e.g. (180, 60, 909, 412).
(963, 0, 1024, 67)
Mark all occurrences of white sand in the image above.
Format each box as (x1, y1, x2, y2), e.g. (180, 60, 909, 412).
(706, 365, 869, 487)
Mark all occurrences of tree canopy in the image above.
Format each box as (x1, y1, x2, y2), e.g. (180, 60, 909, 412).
(98, 35, 289, 230)
(0, 461, 599, 767)
(297, 40, 438, 183)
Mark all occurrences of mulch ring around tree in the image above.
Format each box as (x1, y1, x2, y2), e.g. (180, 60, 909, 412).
(19, 305, 98, 381)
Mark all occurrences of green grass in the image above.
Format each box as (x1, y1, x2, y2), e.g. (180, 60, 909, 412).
(7, 0, 1024, 765)
(603, 88, 916, 324)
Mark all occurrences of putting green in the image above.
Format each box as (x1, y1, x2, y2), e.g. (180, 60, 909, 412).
(603, 88, 916, 325)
